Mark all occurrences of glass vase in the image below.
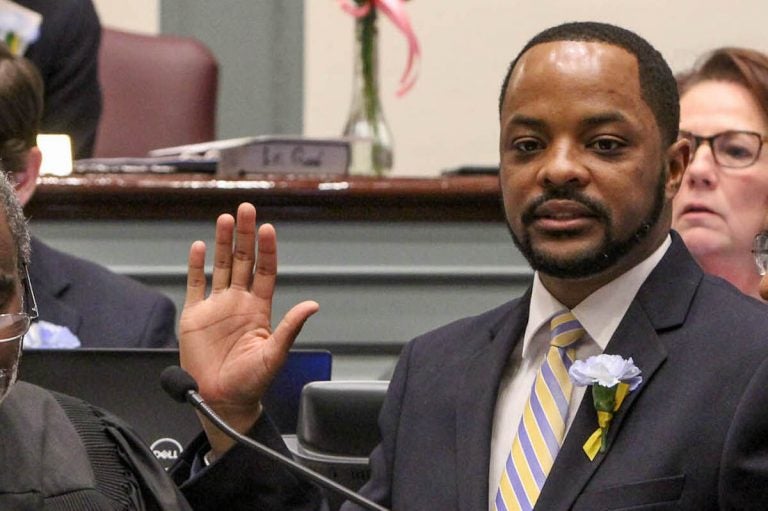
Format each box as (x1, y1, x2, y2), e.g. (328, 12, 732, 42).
(342, 7, 393, 176)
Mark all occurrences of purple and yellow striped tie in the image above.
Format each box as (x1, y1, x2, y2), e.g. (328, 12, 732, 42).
(494, 310, 585, 511)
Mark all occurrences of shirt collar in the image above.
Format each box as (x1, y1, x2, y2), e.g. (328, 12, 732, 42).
(522, 235, 671, 357)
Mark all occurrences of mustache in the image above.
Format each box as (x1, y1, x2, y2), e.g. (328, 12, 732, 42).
(520, 188, 611, 226)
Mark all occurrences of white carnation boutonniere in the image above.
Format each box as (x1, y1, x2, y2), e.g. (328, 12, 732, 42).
(569, 354, 642, 460)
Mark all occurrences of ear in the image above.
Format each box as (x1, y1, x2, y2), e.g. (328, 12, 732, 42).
(664, 137, 690, 200)
(12, 147, 41, 207)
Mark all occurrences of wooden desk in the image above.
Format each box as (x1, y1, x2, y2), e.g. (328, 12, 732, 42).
(27, 173, 504, 222)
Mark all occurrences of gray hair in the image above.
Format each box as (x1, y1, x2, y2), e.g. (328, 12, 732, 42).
(0, 171, 29, 273)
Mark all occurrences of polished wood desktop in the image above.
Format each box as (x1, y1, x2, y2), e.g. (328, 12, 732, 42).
(27, 173, 504, 222)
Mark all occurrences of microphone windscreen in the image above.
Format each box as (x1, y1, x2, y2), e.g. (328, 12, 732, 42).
(160, 365, 199, 403)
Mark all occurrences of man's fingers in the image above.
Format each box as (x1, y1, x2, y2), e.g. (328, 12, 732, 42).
(211, 214, 235, 292)
(252, 223, 278, 303)
(186, 240, 207, 305)
(271, 301, 320, 354)
(231, 203, 257, 290)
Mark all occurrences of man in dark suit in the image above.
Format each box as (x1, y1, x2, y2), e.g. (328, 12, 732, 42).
(0, 42, 175, 348)
(15, 0, 101, 159)
(173, 22, 768, 509)
(27, 237, 177, 348)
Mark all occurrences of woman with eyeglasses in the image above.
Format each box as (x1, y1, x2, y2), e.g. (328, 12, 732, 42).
(672, 47, 768, 300)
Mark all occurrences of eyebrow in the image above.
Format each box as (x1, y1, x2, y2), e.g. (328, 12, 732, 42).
(505, 114, 547, 131)
(504, 111, 631, 134)
(580, 112, 629, 128)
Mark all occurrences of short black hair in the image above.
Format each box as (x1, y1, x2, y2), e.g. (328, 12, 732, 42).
(498, 21, 679, 147)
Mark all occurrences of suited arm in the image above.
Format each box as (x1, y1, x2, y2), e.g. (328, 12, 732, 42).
(719, 353, 768, 508)
(139, 293, 178, 347)
(172, 413, 326, 511)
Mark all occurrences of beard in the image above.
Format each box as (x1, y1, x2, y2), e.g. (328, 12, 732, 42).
(509, 173, 667, 279)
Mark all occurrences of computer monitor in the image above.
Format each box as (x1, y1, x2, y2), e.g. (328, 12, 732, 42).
(20, 348, 332, 469)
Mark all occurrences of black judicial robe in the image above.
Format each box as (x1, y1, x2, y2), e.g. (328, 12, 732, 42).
(1, 381, 324, 510)
(0, 381, 188, 509)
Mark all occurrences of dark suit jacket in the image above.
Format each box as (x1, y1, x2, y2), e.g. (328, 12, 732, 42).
(29, 237, 177, 348)
(346, 233, 768, 510)
(19, 0, 102, 159)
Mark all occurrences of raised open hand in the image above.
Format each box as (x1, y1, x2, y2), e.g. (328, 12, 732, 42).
(179, 203, 318, 453)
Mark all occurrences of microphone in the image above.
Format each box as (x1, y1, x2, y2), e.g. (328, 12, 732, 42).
(160, 366, 389, 511)
(161, 365, 199, 402)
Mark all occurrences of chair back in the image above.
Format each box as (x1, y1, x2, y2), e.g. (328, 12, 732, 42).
(93, 27, 218, 158)
(286, 380, 389, 511)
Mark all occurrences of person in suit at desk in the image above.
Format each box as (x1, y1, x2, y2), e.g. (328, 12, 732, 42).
(10, 0, 102, 159)
(175, 21, 768, 510)
(0, 43, 176, 348)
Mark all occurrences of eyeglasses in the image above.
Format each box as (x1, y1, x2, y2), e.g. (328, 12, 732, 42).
(0, 265, 37, 344)
(753, 232, 768, 276)
(22, 264, 37, 320)
(679, 130, 767, 169)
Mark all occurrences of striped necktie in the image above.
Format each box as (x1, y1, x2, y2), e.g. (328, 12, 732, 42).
(494, 310, 585, 511)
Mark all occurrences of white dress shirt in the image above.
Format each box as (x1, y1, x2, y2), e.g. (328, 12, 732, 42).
(487, 236, 671, 508)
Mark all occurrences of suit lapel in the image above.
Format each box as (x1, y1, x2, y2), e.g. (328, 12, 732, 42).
(28, 237, 83, 334)
(535, 233, 701, 509)
(535, 301, 668, 509)
(456, 291, 531, 511)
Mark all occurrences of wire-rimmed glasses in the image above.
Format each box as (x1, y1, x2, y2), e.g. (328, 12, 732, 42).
(0, 265, 36, 401)
(679, 130, 767, 169)
(0, 265, 37, 344)
(753, 232, 768, 276)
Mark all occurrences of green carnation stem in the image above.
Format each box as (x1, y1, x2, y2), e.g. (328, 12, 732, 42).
(592, 384, 618, 453)
(600, 427, 609, 452)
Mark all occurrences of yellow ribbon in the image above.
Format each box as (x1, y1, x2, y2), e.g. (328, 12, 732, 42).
(583, 382, 630, 460)
(6, 33, 20, 55)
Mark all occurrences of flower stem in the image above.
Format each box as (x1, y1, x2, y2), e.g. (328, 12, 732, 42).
(599, 427, 608, 452)
(358, 4, 379, 135)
